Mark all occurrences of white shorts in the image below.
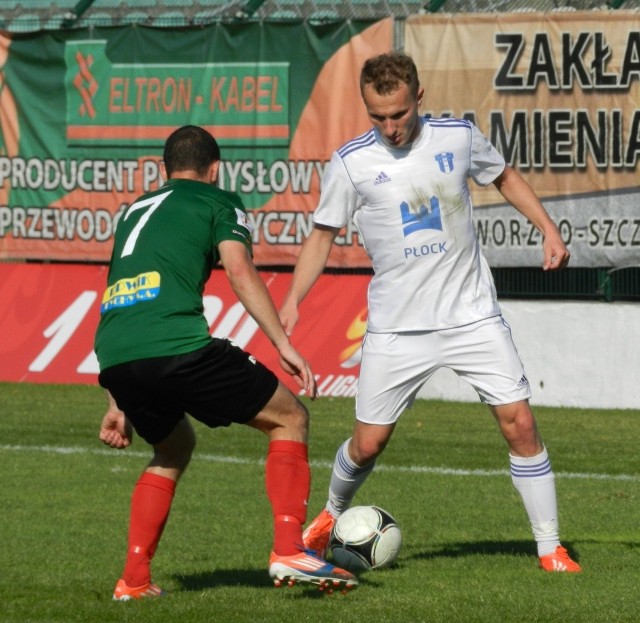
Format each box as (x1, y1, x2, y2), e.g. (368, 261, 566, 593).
(355, 315, 532, 425)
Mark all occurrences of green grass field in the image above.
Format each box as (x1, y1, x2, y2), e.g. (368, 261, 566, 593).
(1, 382, 639, 622)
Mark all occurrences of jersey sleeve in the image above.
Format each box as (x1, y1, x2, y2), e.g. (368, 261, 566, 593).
(213, 192, 254, 254)
(468, 123, 506, 187)
(312, 151, 360, 228)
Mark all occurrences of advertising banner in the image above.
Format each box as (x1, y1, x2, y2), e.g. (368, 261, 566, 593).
(2, 263, 637, 409)
(0, 262, 367, 397)
(405, 12, 640, 268)
(0, 19, 392, 266)
(1, 14, 638, 268)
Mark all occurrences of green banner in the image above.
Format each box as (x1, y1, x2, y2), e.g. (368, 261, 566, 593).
(65, 40, 290, 147)
(0, 20, 391, 263)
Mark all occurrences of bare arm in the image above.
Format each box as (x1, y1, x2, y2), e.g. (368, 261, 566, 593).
(279, 224, 340, 335)
(493, 165, 570, 271)
(218, 240, 317, 398)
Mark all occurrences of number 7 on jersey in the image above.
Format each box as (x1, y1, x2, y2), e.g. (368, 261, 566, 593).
(120, 189, 173, 258)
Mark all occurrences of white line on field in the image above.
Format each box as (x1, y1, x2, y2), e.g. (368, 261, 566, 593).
(1, 443, 638, 483)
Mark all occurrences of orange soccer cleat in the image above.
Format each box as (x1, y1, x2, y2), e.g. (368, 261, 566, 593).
(538, 546, 582, 573)
(112, 578, 164, 601)
(269, 549, 358, 593)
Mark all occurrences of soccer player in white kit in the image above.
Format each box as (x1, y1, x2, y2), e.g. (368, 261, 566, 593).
(280, 52, 581, 573)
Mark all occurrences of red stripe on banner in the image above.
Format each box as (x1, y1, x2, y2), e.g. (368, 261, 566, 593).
(0, 263, 367, 396)
(66, 125, 290, 140)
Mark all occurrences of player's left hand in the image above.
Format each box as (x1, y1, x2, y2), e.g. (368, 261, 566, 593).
(99, 408, 133, 449)
(542, 231, 570, 271)
(279, 299, 299, 337)
(278, 343, 318, 400)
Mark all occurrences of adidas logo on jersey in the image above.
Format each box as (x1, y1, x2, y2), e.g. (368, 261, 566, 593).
(374, 171, 391, 185)
(516, 374, 529, 388)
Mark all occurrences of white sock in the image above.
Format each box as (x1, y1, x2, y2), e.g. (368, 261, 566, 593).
(510, 447, 561, 557)
(326, 438, 375, 517)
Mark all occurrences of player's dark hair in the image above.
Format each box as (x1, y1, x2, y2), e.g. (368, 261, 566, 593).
(163, 125, 221, 178)
(360, 52, 420, 98)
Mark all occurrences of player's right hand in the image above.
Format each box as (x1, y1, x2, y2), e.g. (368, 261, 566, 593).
(99, 409, 133, 449)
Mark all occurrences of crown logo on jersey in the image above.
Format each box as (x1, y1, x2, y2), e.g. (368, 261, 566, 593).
(435, 151, 455, 174)
(400, 198, 443, 237)
(373, 171, 391, 185)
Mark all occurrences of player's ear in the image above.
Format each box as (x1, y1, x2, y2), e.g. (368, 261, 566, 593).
(416, 87, 424, 106)
(210, 160, 220, 185)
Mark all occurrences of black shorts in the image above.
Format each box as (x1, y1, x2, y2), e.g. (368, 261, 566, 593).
(99, 338, 279, 445)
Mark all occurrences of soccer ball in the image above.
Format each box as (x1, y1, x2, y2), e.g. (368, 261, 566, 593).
(329, 505, 402, 571)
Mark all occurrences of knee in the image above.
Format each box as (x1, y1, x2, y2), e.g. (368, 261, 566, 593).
(269, 399, 309, 444)
(349, 436, 386, 466)
(151, 449, 193, 475)
(511, 408, 539, 439)
(177, 419, 197, 455)
(153, 424, 196, 472)
(501, 410, 543, 455)
(494, 403, 538, 438)
(289, 400, 310, 436)
(518, 416, 539, 439)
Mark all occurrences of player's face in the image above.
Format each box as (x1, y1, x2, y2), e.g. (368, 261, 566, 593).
(362, 82, 423, 148)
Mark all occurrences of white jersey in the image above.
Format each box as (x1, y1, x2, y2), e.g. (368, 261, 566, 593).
(314, 116, 506, 332)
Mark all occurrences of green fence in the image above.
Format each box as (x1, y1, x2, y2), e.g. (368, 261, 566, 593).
(312, 265, 639, 302)
(491, 266, 640, 302)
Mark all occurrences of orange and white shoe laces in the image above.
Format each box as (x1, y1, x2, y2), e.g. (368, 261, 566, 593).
(302, 509, 335, 558)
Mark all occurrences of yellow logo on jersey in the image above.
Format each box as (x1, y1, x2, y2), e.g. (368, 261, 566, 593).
(100, 271, 161, 313)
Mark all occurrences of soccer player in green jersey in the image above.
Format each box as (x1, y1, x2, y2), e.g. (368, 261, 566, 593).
(95, 125, 357, 600)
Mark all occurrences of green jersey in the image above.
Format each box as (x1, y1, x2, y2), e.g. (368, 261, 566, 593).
(94, 178, 252, 370)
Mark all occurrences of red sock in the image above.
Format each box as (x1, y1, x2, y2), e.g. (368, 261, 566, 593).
(122, 471, 176, 587)
(265, 440, 310, 556)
